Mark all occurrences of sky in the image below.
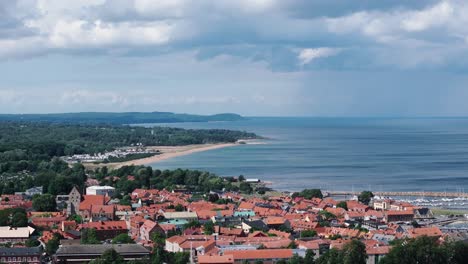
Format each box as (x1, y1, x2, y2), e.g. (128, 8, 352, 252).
(1, 0, 468, 116)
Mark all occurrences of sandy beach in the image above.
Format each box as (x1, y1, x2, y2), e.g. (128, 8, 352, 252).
(82, 142, 240, 169)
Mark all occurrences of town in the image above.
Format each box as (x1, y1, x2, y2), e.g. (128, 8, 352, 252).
(63, 144, 160, 163)
(0, 175, 466, 264)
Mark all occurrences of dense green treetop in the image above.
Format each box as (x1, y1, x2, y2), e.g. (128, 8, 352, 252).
(32, 194, 57, 212)
(380, 236, 468, 264)
(358, 191, 374, 205)
(0, 122, 258, 162)
(112, 234, 135, 244)
(292, 189, 323, 199)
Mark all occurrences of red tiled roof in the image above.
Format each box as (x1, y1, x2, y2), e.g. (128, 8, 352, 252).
(407, 227, 442, 238)
(79, 195, 106, 211)
(80, 220, 127, 231)
(224, 249, 293, 260)
(198, 255, 234, 264)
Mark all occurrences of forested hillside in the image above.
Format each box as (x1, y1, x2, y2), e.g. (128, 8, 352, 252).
(0, 122, 258, 174)
(0, 111, 245, 124)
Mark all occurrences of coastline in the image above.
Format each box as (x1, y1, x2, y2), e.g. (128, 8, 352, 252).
(82, 142, 241, 169)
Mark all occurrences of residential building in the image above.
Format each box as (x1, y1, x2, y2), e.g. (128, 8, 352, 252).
(86, 186, 115, 196)
(79, 220, 128, 241)
(223, 249, 294, 264)
(139, 220, 164, 242)
(0, 226, 35, 243)
(0, 247, 42, 264)
(384, 210, 414, 223)
(54, 244, 150, 263)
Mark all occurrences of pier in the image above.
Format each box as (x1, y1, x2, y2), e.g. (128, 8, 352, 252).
(325, 191, 468, 198)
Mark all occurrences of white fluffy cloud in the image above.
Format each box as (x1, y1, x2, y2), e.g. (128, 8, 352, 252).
(297, 48, 341, 65)
(0, 0, 467, 69)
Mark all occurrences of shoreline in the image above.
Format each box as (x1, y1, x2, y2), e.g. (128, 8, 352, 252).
(82, 142, 241, 169)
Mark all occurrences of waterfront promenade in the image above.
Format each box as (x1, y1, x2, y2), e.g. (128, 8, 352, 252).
(326, 191, 468, 198)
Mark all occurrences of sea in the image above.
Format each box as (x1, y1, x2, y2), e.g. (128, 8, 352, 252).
(140, 117, 468, 196)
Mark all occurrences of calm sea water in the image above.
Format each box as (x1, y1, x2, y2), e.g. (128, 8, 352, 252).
(142, 117, 468, 193)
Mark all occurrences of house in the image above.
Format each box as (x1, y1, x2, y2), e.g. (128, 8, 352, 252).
(79, 221, 128, 241)
(139, 220, 164, 241)
(31, 216, 67, 228)
(86, 186, 115, 197)
(162, 212, 198, 222)
(264, 217, 289, 229)
(242, 220, 268, 233)
(347, 201, 369, 212)
(366, 245, 391, 264)
(297, 239, 330, 259)
(405, 226, 443, 239)
(215, 227, 246, 237)
(223, 249, 293, 264)
(413, 208, 434, 219)
(90, 205, 115, 221)
(79, 195, 108, 220)
(373, 200, 391, 211)
(25, 186, 43, 197)
(165, 235, 216, 255)
(55, 244, 150, 263)
(0, 226, 35, 243)
(384, 210, 414, 223)
(0, 247, 42, 264)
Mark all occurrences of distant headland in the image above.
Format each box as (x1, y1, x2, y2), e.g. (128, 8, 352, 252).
(0, 111, 245, 124)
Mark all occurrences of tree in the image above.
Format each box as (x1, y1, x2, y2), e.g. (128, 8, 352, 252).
(292, 189, 323, 199)
(11, 211, 28, 227)
(336, 201, 348, 210)
(32, 194, 57, 212)
(238, 175, 245, 182)
(25, 238, 40, 247)
(172, 252, 190, 264)
(316, 248, 343, 264)
(358, 191, 374, 205)
(304, 249, 316, 264)
(174, 204, 184, 212)
(287, 241, 297, 249)
(112, 233, 135, 244)
(203, 221, 215, 235)
(318, 210, 336, 221)
(380, 236, 449, 264)
(208, 193, 219, 203)
(91, 249, 125, 264)
(342, 240, 367, 264)
(239, 182, 253, 194)
(300, 229, 317, 238)
(448, 241, 468, 264)
(288, 255, 304, 264)
(45, 233, 62, 255)
(81, 228, 100, 244)
(151, 232, 166, 247)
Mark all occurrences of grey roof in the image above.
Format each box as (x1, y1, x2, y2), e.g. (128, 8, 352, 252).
(56, 244, 150, 256)
(0, 247, 42, 256)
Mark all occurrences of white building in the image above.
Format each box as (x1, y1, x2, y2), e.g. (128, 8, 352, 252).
(0, 226, 35, 243)
(86, 185, 115, 196)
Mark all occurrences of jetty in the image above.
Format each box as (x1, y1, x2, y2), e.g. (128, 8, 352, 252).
(325, 190, 468, 198)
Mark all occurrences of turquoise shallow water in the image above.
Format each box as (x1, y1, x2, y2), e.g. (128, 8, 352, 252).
(140, 117, 468, 192)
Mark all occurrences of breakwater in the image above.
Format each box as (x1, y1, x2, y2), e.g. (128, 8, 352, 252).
(325, 191, 468, 198)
